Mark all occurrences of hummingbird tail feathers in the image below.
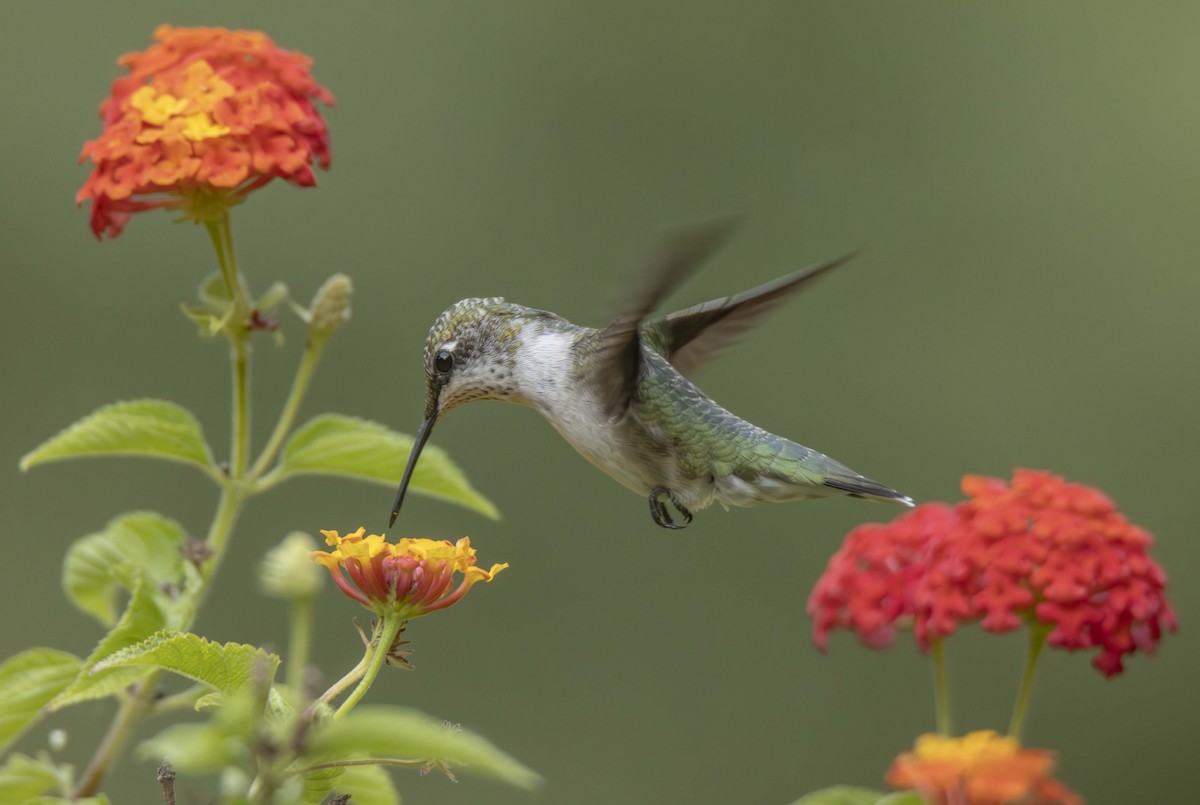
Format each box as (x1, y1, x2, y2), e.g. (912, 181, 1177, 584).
(822, 473, 914, 507)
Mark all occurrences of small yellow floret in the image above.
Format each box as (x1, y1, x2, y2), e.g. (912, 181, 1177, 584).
(130, 86, 188, 126)
(912, 731, 1020, 766)
(181, 112, 231, 141)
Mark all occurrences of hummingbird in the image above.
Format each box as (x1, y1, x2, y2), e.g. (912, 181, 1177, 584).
(389, 220, 912, 529)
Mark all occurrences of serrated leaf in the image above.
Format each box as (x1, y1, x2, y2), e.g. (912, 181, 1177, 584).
(94, 631, 279, 695)
(790, 786, 907, 805)
(275, 415, 499, 519)
(49, 578, 166, 710)
(0, 754, 59, 801)
(0, 649, 82, 753)
(305, 706, 539, 790)
(63, 512, 187, 627)
(20, 400, 216, 473)
(332, 764, 401, 805)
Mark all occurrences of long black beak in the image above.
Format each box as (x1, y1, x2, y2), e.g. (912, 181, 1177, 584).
(389, 414, 435, 528)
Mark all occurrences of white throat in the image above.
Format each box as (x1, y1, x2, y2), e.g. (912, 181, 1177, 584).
(511, 328, 578, 415)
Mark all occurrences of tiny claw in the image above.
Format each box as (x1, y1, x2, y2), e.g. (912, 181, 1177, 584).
(648, 486, 692, 530)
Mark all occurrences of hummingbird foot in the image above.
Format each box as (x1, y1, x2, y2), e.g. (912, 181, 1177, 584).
(648, 486, 693, 529)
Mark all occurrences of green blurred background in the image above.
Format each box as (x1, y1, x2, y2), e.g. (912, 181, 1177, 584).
(2, 2, 1197, 803)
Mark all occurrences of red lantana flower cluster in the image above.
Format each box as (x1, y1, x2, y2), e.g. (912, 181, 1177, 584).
(77, 25, 333, 238)
(808, 470, 1176, 676)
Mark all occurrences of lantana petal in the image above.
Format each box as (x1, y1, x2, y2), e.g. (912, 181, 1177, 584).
(809, 469, 1176, 677)
(78, 25, 333, 239)
(312, 529, 506, 618)
(887, 731, 1081, 805)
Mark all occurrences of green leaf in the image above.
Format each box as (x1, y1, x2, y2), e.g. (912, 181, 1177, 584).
(332, 764, 401, 805)
(0, 649, 82, 753)
(181, 303, 234, 337)
(301, 758, 403, 803)
(301, 765, 343, 804)
(275, 415, 499, 519)
(20, 400, 216, 474)
(305, 706, 539, 790)
(197, 686, 293, 720)
(63, 512, 187, 627)
(140, 685, 263, 774)
(27, 798, 111, 805)
(790, 787, 915, 805)
(139, 720, 249, 773)
(877, 794, 925, 805)
(93, 631, 279, 695)
(50, 578, 166, 710)
(0, 754, 59, 801)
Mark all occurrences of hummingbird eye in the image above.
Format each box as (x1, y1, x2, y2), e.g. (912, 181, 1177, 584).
(434, 349, 454, 374)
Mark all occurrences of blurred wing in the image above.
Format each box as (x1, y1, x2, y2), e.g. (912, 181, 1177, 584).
(594, 219, 736, 416)
(643, 252, 855, 377)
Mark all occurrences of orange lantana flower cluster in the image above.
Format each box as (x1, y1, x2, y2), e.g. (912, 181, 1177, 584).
(311, 528, 508, 618)
(808, 470, 1176, 676)
(78, 25, 333, 238)
(887, 731, 1081, 805)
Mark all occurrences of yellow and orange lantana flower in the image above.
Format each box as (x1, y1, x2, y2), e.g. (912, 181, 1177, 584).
(311, 528, 508, 617)
(887, 731, 1082, 805)
(78, 25, 333, 238)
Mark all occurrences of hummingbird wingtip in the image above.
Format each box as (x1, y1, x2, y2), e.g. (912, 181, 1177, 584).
(898, 495, 916, 508)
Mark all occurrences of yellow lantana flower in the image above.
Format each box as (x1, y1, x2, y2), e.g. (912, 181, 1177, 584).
(311, 528, 507, 618)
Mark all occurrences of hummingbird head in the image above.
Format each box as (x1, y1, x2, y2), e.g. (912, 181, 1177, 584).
(418, 297, 523, 419)
(390, 297, 562, 527)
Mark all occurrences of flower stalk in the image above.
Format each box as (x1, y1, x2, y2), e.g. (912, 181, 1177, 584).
(286, 594, 314, 692)
(249, 336, 324, 483)
(1008, 624, 1050, 740)
(930, 637, 952, 736)
(319, 654, 371, 708)
(75, 676, 159, 797)
(334, 615, 407, 718)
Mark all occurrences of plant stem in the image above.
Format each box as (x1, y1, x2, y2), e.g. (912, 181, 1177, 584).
(204, 211, 251, 479)
(930, 638, 952, 736)
(334, 616, 404, 718)
(189, 484, 249, 624)
(157, 760, 177, 805)
(230, 340, 251, 479)
(74, 673, 159, 797)
(74, 215, 256, 797)
(286, 595, 315, 691)
(248, 338, 325, 482)
(1008, 624, 1050, 739)
(319, 654, 370, 707)
(150, 683, 207, 714)
(204, 211, 250, 313)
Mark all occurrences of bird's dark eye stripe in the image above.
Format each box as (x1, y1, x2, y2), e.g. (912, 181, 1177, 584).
(434, 349, 454, 374)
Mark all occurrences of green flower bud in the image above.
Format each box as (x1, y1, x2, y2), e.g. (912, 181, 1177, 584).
(308, 273, 353, 338)
(260, 531, 324, 600)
